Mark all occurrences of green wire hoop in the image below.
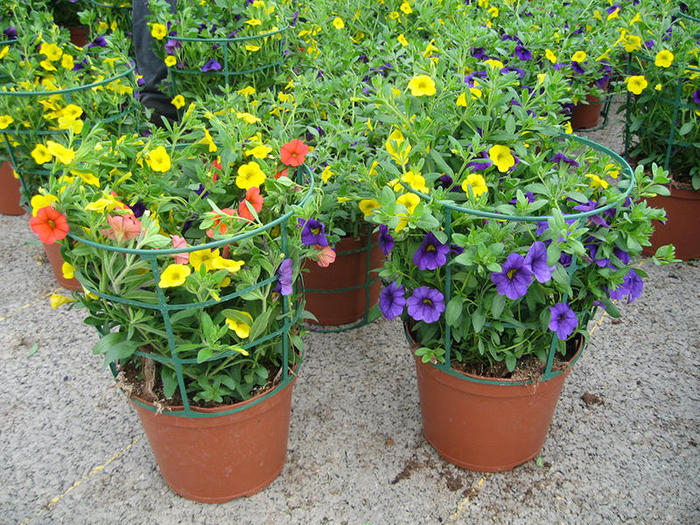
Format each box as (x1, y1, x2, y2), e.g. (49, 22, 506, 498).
(402, 134, 633, 385)
(69, 164, 314, 418)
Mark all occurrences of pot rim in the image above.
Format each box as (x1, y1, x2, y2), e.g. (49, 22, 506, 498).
(404, 321, 584, 386)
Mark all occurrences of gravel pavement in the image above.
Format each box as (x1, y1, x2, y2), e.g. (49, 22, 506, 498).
(1, 98, 698, 524)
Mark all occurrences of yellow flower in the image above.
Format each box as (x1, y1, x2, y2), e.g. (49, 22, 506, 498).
(571, 50, 586, 63)
(655, 83, 663, 91)
(407, 75, 436, 97)
(359, 199, 380, 217)
(488, 6, 499, 17)
(537, 73, 547, 84)
(40, 59, 56, 71)
(622, 34, 642, 53)
(625, 75, 648, 95)
(488, 144, 515, 173)
(456, 93, 467, 107)
(332, 17, 344, 29)
(61, 104, 83, 121)
(396, 192, 420, 215)
(397, 33, 408, 47)
(321, 165, 334, 183)
(655, 50, 674, 68)
(225, 311, 254, 339)
(564, 121, 573, 134)
(50, 293, 76, 309)
(159, 264, 191, 288)
(545, 48, 557, 64)
(236, 161, 266, 189)
(470, 87, 482, 98)
(236, 112, 261, 124)
(484, 58, 504, 70)
(369, 161, 379, 176)
(389, 11, 399, 20)
(461, 174, 488, 197)
(190, 248, 220, 272)
(171, 94, 185, 109)
(0, 46, 8, 60)
(400, 1, 413, 15)
(0, 115, 14, 129)
(245, 44, 260, 52)
(30, 193, 58, 216)
(40, 42, 62, 61)
(607, 7, 620, 20)
(84, 196, 120, 212)
(151, 23, 167, 40)
(61, 54, 74, 69)
(147, 145, 171, 172)
(45, 141, 75, 165)
(200, 129, 218, 152)
(586, 173, 609, 190)
(401, 170, 429, 193)
(246, 18, 262, 26)
(70, 169, 100, 186)
(237, 86, 256, 97)
(62, 262, 74, 279)
(385, 129, 411, 165)
(212, 257, 245, 273)
(245, 144, 272, 159)
(165, 55, 177, 67)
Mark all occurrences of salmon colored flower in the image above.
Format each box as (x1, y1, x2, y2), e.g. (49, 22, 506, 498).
(314, 245, 336, 267)
(171, 235, 189, 264)
(100, 213, 142, 242)
(280, 139, 309, 166)
(30, 206, 69, 244)
(238, 187, 264, 221)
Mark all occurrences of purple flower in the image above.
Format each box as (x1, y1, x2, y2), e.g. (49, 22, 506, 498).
(413, 232, 450, 270)
(300, 218, 328, 246)
(595, 74, 610, 89)
(692, 90, 700, 106)
(587, 243, 610, 267)
(201, 59, 223, 72)
(573, 200, 609, 228)
(406, 287, 445, 323)
(471, 47, 487, 60)
(502, 66, 525, 78)
(559, 253, 573, 267)
(87, 36, 107, 48)
(436, 173, 453, 189)
(549, 302, 578, 339)
(378, 225, 393, 256)
(609, 269, 643, 303)
(514, 45, 532, 60)
(379, 281, 406, 320)
(644, 39, 655, 49)
(165, 39, 181, 54)
(571, 61, 585, 75)
(491, 253, 532, 300)
(510, 191, 535, 205)
(524, 241, 555, 283)
(275, 258, 293, 296)
(551, 152, 580, 167)
(129, 201, 146, 218)
(3, 26, 17, 40)
(612, 248, 630, 267)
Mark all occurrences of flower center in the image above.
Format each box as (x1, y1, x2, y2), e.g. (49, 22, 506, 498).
(507, 268, 517, 279)
(48, 219, 55, 228)
(422, 298, 433, 306)
(426, 245, 436, 253)
(311, 226, 320, 235)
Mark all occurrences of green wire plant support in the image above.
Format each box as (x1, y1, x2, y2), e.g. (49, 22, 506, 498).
(69, 164, 314, 418)
(0, 62, 136, 203)
(403, 135, 635, 385)
(166, 25, 288, 98)
(304, 222, 383, 334)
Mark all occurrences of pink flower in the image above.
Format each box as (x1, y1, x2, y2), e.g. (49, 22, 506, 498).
(314, 244, 336, 267)
(171, 235, 188, 264)
(100, 213, 142, 242)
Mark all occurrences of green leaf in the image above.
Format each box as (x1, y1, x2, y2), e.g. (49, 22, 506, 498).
(201, 312, 216, 343)
(161, 368, 177, 398)
(472, 310, 486, 333)
(678, 121, 695, 136)
(428, 148, 454, 176)
(445, 297, 463, 327)
(27, 343, 39, 357)
(196, 346, 213, 363)
(505, 353, 516, 372)
(491, 293, 505, 318)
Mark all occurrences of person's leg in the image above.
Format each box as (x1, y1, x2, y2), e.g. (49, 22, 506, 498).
(132, 0, 178, 126)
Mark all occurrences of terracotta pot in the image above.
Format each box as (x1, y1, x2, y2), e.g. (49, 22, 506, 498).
(303, 232, 383, 326)
(0, 161, 24, 215)
(643, 183, 700, 260)
(43, 242, 81, 290)
(412, 336, 582, 472)
(130, 372, 298, 503)
(67, 25, 89, 47)
(570, 93, 604, 130)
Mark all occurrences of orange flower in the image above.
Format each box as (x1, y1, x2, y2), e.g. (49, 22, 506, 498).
(210, 159, 222, 182)
(206, 208, 236, 238)
(30, 206, 69, 244)
(274, 167, 288, 179)
(238, 187, 264, 221)
(280, 139, 309, 167)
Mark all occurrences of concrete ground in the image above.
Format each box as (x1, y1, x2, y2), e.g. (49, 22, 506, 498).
(1, 101, 699, 524)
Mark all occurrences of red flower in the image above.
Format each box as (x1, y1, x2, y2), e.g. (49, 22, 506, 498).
(206, 208, 236, 238)
(211, 159, 222, 182)
(274, 167, 288, 179)
(280, 139, 309, 167)
(30, 206, 69, 244)
(238, 187, 264, 221)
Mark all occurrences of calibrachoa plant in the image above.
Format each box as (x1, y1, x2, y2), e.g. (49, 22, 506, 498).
(148, 0, 286, 99)
(0, 9, 135, 196)
(31, 103, 317, 405)
(363, 66, 674, 374)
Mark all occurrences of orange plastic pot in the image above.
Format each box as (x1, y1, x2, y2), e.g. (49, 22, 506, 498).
(303, 233, 383, 326)
(130, 372, 298, 503)
(0, 161, 24, 215)
(570, 93, 604, 130)
(643, 183, 700, 260)
(43, 242, 81, 290)
(413, 339, 582, 472)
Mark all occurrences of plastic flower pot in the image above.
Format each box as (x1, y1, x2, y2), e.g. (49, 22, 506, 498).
(43, 241, 80, 290)
(410, 329, 583, 472)
(642, 180, 700, 260)
(0, 161, 24, 215)
(570, 93, 605, 130)
(130, 364, 299, 503)
(303, 231, 383, 327)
